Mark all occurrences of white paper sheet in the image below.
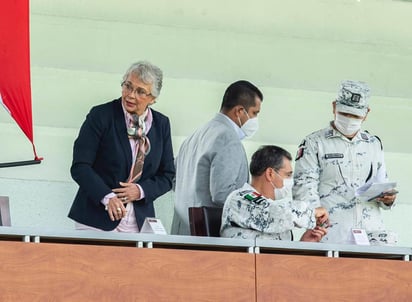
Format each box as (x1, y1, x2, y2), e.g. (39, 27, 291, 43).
(355, 182, 397, 202)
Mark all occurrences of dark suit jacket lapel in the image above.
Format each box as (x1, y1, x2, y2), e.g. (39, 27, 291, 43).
(113, 98, 133, 176)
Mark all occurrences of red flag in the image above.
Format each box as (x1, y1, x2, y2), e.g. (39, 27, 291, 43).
(0, 0, 42, 162)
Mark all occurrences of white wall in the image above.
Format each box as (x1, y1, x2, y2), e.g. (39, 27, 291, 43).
(1, 0, 411, 245)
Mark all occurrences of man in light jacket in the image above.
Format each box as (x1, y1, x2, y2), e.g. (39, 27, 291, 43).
(172, 80, 263, 235)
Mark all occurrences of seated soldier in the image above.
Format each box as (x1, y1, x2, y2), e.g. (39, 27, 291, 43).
(220, 145, 328, 242)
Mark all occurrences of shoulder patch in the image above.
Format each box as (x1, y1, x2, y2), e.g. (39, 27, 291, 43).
(243, 191, 263, 203)
(253, 197, 265, 204)
(244, 191, 261, 200)
(360, 132, 369, 141)
(295, 140, 306, 161)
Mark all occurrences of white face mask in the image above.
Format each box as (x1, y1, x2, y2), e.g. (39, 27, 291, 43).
(274, 178, 294, 200)
(334, 113, 363, 136)
(238, 109, 259, 138)
(270, 170, 294, 200)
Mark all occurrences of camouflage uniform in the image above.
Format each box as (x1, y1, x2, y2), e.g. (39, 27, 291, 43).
(220, 183, 316, 240)
(293, 80, 396, 245)
(293, 124, 396, 244)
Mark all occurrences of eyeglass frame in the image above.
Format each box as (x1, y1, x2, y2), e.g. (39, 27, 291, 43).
(271, 167, 293, 179)
(121, 81, 153, 99)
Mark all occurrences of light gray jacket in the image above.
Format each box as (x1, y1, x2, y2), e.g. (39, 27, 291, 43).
(171, 113, 249, 235)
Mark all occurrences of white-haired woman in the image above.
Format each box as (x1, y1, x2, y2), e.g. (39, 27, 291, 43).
(69, 61, 175, 232)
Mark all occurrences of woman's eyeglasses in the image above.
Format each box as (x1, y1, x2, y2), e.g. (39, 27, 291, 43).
(121, 81, 153, 99)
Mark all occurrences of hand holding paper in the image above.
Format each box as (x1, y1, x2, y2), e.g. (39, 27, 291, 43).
(355, 182, 397, 202)
(377, 189, 398, 206)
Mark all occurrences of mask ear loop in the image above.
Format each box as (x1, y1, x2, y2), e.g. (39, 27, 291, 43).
(273, 168, 290, 190)
(237, 115, 242, 127)
(237, 106, 251, 127)
(268, 168, 279, 189)
(242, 108, 250, 120)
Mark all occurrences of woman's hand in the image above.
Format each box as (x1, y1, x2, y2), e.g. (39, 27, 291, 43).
(106, 196, 127, 221)
(112, 181, 141, 203)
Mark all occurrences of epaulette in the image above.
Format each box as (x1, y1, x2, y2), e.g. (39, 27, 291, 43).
(360, 132, 369, 141)
(324, 129, 334, 138)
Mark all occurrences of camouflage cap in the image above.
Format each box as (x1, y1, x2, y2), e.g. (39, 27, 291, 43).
(336, 80, 370, 117)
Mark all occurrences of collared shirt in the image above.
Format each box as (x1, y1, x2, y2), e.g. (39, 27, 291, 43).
(220, 112, 245, 140)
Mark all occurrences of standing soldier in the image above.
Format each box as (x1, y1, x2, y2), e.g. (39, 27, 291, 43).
(293, 80, 397, 245)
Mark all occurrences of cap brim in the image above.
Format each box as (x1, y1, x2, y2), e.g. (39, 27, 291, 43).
(336, 104, 367, 117)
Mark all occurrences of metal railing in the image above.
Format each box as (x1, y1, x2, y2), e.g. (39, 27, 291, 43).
(0, 226, 410, 261)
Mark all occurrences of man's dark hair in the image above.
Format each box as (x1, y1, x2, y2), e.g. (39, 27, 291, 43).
(220, 80, 263, 112)
(250, 145, 292, 176)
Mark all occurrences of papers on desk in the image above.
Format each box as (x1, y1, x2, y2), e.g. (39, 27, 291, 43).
(355, 182, 397, 202)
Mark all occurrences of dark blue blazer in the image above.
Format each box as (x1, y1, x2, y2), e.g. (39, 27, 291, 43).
(68, 98, 175, 230)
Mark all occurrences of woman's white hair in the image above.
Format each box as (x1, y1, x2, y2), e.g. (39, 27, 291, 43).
(122, 61, 163, 98)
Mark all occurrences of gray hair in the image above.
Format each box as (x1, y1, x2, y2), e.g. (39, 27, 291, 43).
(122, 61, 163, 98)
